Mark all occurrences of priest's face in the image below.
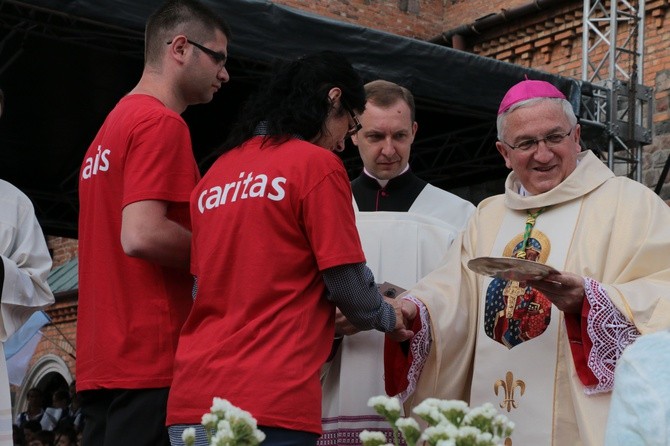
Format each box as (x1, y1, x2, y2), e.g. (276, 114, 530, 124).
(351, 100, 418, 180)
(495, 100, 581, 195)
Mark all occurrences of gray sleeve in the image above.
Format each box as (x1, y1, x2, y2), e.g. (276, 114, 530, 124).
(322, 262, 396, 333)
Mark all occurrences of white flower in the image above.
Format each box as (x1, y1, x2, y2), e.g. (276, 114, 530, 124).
(477, 431, 494, 442)
(422, 423, 459, 441)
(201, 413, 218, 429)
(225, 406, 257, 428)
(216, 419, 232, 435)
(367, 395, 401, 424)
(363, 396, 514, 446)
(210, 432, 230, 446)
(367, 395, 401, 413)
(359, 430, 387, 442)
(210, 397, 235, 416)
(384, 398, 401, 413)
(437, 399, 469, 413)
(413, 404, 446, 426)
(253, 430, 267, 443)
(456, 425, 480, 437)
(492, 414, 515, 437)
(463, 402, 497, 423)
(395, 417, 420, 430)
(211, 425, 235, 445)
(181, 427, 196, 444)
(196, 397, 266, 446)
(396, 417, 422, 445)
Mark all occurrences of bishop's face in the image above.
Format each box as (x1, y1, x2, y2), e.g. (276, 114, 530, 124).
(496, 100, 581, 195)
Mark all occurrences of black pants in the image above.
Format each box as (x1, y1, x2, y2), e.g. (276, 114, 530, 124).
(260, 426, 319, 446)
(79, 388, 170, 446)
(168, 424, 319, 446)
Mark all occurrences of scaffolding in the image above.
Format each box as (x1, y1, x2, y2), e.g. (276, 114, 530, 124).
(580, 0, 653, 181)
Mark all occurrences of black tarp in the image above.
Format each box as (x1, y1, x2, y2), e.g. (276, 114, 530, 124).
(0, 0, 581, 237)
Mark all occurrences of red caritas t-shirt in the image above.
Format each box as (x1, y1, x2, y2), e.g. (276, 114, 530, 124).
(166, 136, 366, 434)
(77, 94, 200, 391)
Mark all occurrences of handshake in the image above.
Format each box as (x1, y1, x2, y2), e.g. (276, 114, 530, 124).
(334, 282, 417, 342)
(385, 296, 417, 342)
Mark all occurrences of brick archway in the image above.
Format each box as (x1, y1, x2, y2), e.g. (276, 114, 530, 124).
(14, 354, 73, 420)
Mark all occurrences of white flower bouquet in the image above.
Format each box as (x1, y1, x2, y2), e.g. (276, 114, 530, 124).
(361, 395, 514, 446)
(182, 397, 266, 446)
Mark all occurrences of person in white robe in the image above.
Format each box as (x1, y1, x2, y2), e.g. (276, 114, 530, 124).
(384, 79, 670, 445)
(0, 89, 55, 445)
(319, 80, 474, 445)
(605, 330, 670, 445)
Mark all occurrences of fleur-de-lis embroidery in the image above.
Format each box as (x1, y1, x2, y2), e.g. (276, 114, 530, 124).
(494, 371, 526, 412)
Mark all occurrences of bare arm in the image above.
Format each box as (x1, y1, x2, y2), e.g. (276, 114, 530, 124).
(121, 200, 191, 269)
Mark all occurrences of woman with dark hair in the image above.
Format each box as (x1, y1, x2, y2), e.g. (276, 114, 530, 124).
(222, 50, 367, 152)
(166, 51, 411, 446)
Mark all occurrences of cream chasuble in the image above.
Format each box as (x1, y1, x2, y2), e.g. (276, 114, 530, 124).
(470, 199, 579, 445)
(395, 151, 670, 446)
(320, 184, 473, 444)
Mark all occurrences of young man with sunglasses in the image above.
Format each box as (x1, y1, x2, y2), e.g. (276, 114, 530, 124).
(76, 1, 230, 445)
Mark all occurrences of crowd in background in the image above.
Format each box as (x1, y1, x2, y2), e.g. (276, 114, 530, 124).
(13, 384, 81, 446)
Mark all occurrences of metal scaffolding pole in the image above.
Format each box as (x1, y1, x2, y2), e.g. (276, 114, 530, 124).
(581, 0, 652, 182)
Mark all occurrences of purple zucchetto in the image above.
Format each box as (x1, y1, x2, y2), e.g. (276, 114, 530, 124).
(497, 79, 566, 115)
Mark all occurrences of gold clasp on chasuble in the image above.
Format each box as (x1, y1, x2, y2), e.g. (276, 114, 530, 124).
(494, 371, 526, 412)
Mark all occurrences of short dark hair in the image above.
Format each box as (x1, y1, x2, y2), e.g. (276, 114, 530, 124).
(22, 420, 42, 433)
(145, 0, 231, 65)
(27, 387, 43, 399)
(53, 389, 71, 405)
(54, 424, 78, 442)
(364, 79, 415, 121)
(33, 429, 55, 444)
(223, 51, 365, 151)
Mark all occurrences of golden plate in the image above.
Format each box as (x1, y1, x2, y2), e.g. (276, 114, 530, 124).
(467, 256, 559, 281)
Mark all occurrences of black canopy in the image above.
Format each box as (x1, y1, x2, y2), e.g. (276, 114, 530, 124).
(0, 0, 581, 237)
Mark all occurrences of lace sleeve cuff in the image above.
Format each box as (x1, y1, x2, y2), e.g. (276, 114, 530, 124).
(584, 277, 640, 394)
(398, 295, 432, 403)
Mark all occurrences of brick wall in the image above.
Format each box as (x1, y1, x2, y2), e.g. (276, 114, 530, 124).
(272, 0, 543, 40)
(270, 1, 670, 197)
(27, 238, 80, 386)
(465, 2, 670, 90)
(440, 0, 531, 31)
(273, 0, 448, 40)
(459, 1, 670, 196)
(35, 300, 78, 378)
(46, 236, 78, 268)
(648, 69, 670, 195)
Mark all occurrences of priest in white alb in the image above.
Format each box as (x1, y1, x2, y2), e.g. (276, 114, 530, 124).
(384, 79, 670, 445)
(319, 80, 474, 445)
(0, 88, 54, 446)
